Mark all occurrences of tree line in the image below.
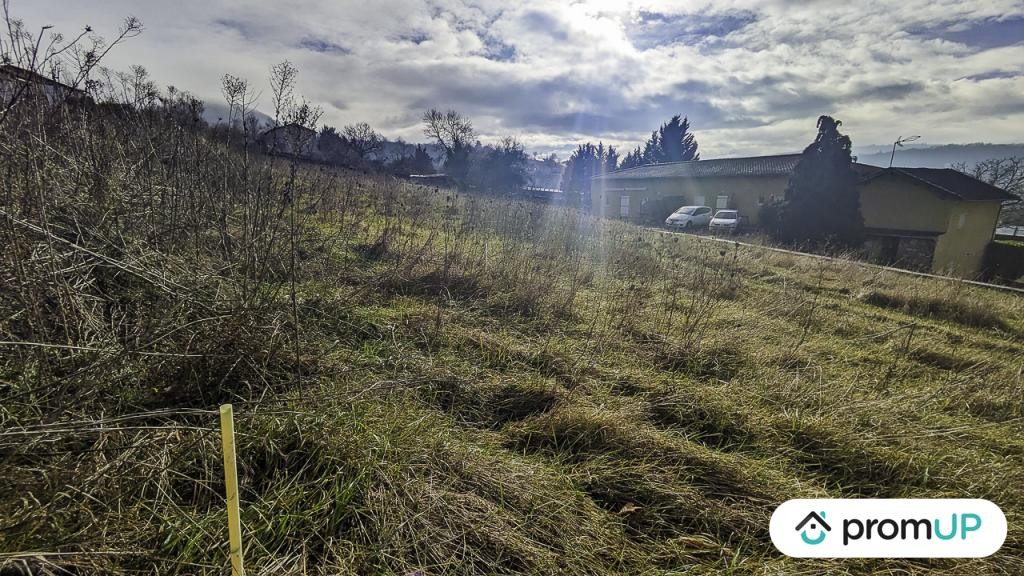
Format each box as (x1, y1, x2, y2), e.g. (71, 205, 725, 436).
(560, 114, 701, 202)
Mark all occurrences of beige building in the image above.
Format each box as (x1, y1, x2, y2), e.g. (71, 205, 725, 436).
(592, 155, 1016, 278)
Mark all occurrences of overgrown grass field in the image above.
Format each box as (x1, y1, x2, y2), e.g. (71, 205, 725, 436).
(1, 106, 1022, 575)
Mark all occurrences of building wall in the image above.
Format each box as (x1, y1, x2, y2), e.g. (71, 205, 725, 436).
(858, 174, 1002, 277)
(933, 201, 1002, 278)
(594, 175, 788, 224)
(858, 175, 950, 233)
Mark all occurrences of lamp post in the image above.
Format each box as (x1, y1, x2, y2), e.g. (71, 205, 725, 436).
(889, 135, 921, 168)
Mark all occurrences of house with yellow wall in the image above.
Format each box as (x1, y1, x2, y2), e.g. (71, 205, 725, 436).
(592, 155, 1016, 278)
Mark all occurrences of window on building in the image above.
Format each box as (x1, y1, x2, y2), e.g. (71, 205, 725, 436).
(958, 213, 967, 229)
(716, 194, 729, 209)
(620, 195, 630, 217)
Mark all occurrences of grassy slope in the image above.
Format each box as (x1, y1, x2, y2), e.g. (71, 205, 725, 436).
(2, 127, 1023, 575)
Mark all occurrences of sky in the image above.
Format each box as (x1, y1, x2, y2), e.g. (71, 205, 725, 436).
(13, 0, 1024, 159)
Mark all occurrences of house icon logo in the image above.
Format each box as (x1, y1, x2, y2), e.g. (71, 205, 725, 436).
(796, 511, 831, 545)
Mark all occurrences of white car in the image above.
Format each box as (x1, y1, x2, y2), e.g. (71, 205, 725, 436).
(709, 210, 741, 234)
(664, 205, 712, 229)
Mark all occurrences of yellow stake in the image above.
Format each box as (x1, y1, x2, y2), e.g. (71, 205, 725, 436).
(220, 404, 245, 576)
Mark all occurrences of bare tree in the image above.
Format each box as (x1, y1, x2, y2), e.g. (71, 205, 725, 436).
(342, 122, 383, 159)
(423, 108, 475, 183)
(953, 157, 1024, 225)
(220, 74, 257, 128)
(422, 108, 474, 154)
(952, 157, 1023, 198)
(269, 59, 297, 126)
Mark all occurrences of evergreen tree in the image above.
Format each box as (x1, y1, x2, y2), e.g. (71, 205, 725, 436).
(622, 115, 700, 167)
(641, 131, 660, 164)
(657, 115, 699, 162)
(763, 116, 864, 247)
(469, 137, 529, 195)
(412, 144, 434, 173)
(604, 146, 619, 172)
(319, 125, 359, 166)
(619, 146, 643, 170)
(562, 142, 617, 200)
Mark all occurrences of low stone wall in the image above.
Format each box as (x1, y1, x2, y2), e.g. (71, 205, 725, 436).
(863, 236, 936, 272)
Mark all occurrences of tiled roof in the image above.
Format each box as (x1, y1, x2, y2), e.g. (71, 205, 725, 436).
(864, 167, 1018, 202)
(597, 154, 1017, 203)
(598, 154, 803, 181)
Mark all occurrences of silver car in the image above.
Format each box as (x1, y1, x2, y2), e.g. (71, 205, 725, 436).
(665, 205, 712, 229)
(709, 210, 741, 234)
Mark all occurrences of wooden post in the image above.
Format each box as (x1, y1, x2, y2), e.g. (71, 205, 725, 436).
(220, 404, 245, 576)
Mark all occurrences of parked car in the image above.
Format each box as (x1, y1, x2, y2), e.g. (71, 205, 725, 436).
(664, 205, 712, 229)
(709, 210, 741, 234)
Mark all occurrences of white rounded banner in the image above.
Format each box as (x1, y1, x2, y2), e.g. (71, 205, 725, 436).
(770, 499, 1006, 558)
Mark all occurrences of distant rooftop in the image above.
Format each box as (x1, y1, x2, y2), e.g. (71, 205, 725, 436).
(0, 64, 85, 93)
(259, 123, 317, 136)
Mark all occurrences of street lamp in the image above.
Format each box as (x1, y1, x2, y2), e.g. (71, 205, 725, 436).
(889, 135, 921, 167)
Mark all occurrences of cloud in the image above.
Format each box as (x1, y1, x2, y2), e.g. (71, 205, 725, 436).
(13, 0, 1024, 159)
(626, 9, 757, 50)
(519, 10, 570, 41)
(911, 15, 1024, 50)
(298, 38, 351, 54)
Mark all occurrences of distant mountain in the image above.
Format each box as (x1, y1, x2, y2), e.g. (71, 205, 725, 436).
(854, 143, 1024, 169)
